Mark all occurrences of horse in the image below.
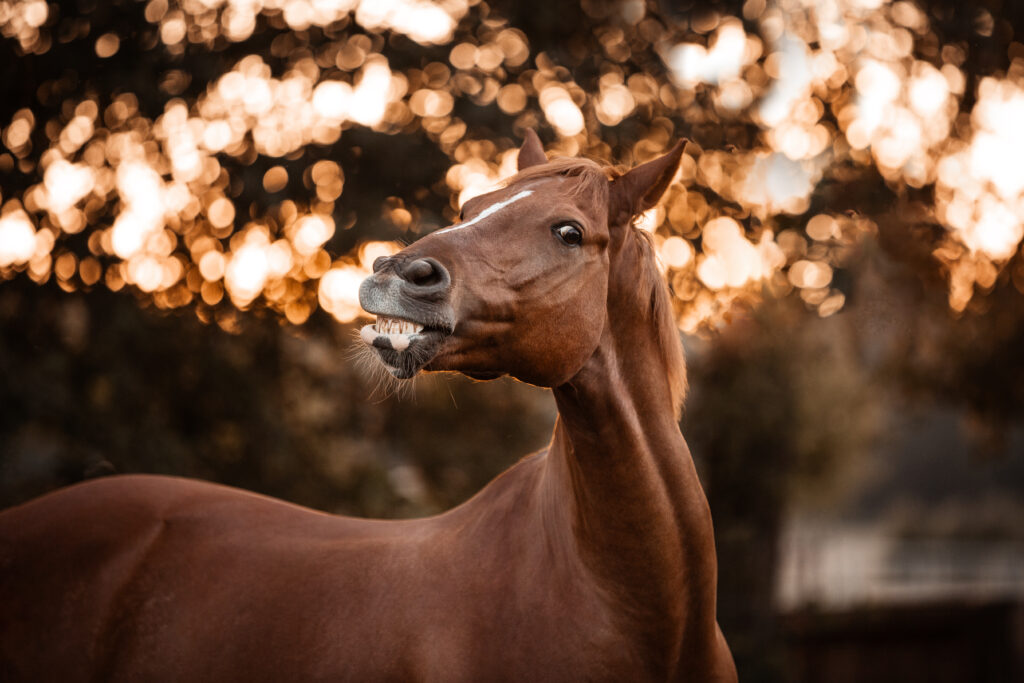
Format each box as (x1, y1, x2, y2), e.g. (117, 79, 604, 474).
(0, 131, 736, 682)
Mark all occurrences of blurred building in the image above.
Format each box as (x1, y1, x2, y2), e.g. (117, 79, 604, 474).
(776, 407, 1024, 682)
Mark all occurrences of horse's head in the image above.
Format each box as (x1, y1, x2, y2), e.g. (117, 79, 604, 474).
(358, 131, 684, 389)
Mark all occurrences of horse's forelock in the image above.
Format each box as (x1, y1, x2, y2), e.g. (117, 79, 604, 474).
(504, 157, 609, 203)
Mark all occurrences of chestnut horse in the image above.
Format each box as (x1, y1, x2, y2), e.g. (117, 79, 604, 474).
(0, 132, 736, 681)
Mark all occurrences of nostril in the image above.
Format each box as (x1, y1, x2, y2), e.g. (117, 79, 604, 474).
(401, 258, 448, 289)
(396, 257, 451, 296)
(372, 256, 391, 274)
(404, 259, 435, 284)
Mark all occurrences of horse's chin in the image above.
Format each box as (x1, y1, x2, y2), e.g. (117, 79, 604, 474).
(359, 324, 450, 379)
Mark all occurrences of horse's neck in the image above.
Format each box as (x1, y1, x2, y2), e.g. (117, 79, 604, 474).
(545, 268, 719, 665)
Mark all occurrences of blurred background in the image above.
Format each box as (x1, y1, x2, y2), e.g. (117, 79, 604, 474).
(1, 0, 1023, 679)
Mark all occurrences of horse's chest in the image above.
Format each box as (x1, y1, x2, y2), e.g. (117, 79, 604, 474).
(289, 570, 637, 681)
(394, 595, 639, 681)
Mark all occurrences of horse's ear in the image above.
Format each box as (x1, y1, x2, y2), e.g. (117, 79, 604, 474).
(517, 130, 547, 170)
(608, 140, 686, 226)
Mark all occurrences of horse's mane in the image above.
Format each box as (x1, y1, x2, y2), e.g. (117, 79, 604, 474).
(505, 157, 688, 416)
(631, 227, 688, 416)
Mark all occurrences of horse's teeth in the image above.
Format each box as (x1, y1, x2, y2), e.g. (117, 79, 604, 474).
(374, 316, 424, 335)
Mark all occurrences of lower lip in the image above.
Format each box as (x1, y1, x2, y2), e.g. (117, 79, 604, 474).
(362, 327, 450, 379)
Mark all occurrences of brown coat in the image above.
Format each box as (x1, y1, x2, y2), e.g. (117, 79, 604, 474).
(0, 133, 736, 681)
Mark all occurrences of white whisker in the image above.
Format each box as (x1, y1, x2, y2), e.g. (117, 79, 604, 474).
(347, 329, 419, 402)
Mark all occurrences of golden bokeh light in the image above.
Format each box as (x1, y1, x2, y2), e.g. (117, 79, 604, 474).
(318, 241, 402, 323)
(225, 238, 271, 306)
(2, 0, 1022, 333)
(660, 236, 694, 270)
(318, 265, 366, 324)
(0, 0, 48, 50)
(696, 217, 785, 291)
(94, 32, 120, 58)
(540, 87, 585, 138)
(292, 215, 335, 256)
(263, 167, 289, 193)
(0, 210, 37, 267)
(665, 18, 757, 88)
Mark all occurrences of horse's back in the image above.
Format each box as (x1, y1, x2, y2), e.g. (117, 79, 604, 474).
(0, 470, 639, 682)
(0, 473, 363, 565)
(0, 474, 412, 681)
(1, 476, 186, 678)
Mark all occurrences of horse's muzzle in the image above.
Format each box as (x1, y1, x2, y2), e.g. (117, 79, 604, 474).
(357, 255, 456, 378)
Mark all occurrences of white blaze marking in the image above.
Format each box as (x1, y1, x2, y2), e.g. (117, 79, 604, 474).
(435, 190, 534, 235)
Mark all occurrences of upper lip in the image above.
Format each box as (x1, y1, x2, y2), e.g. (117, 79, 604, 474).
(359, 273, 458, 334)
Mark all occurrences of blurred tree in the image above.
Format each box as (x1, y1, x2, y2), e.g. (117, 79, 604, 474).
(0, 277, 553, 513)
(685, 296, 879, 679)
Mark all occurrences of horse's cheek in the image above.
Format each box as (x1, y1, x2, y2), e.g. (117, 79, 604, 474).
(516, 308, 601, 386)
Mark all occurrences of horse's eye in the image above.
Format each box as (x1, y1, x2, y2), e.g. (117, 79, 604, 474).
(553, 223, 583, 246)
